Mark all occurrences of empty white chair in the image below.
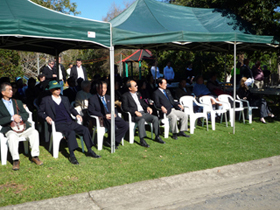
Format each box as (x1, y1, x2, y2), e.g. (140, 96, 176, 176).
(218, 94, 245, 127)
(199, 96, 228, 130)
(179, 96, 208, 134)
(237, 95, 258, 124)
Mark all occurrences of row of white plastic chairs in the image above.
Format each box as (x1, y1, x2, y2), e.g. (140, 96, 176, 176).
(0, 94, 257, 164)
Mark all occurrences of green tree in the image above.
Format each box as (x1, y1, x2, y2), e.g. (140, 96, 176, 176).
(0, 49, 23, 80)
(171, 0, 280, 36)
(31, 0, 80, 15)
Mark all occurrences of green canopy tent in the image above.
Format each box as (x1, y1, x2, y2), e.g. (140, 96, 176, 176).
(111, 0, 279, 134)
(0, 0, 117, 152)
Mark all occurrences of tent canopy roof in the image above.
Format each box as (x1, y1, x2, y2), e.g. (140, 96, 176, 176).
(111, 0, 278, 51)
(122, 49, 153, 62)
(0, 0, 111, 55)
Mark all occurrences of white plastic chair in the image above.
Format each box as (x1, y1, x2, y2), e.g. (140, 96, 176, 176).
(124, 112, 153, 144)
(179, 96, 208, 134)
(237, 95, 258, 124)
(49, 107, 85, 159)
(89, 112, 124, 151)
(218, 94, 245, 127)
(199, 96, 228, 130)
(1, 106, 34, 165)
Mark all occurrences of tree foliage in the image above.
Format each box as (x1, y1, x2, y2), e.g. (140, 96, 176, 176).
(170, 0, 280, 36)
(0, 50, 23, 80)
(31, 0, 80, 15)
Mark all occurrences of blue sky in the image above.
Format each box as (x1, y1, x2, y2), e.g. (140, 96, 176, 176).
(73, 0, 134, 21)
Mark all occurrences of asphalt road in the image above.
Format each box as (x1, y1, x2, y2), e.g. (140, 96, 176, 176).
(1, 156, 280, 210)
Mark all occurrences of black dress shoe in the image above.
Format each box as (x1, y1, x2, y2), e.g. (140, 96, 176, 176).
(69, 156, 79, 165)
(87, 150, 101, 158)
(140, 139, 150, 148)
(172, 134, 178, 140)
(155, 136, 165, 144)
(178, 131, 190, 138)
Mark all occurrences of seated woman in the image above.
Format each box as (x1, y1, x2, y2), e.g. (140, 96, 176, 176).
(75, 80, 92, 110)
(237, 77, 274, 124)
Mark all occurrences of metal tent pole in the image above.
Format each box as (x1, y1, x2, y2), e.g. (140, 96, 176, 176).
(110, 46, 115, 153)
(233, 42, 237, 134)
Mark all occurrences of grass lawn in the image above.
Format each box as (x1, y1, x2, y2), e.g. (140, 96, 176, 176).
(0, 114, 280, 207)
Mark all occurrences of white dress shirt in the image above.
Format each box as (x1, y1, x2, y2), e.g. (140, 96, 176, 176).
(52, 95, 62, 105)
(130, 92, 144, 112)
(77, 65, 85, 80)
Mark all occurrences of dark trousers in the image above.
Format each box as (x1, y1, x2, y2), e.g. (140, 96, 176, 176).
(105, 117, 129, 144)
(56, 121, 93, 153)
(135, 112, 159, 139)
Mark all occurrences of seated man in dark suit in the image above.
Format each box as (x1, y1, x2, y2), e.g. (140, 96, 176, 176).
(88, 81, 128, 149)
(63, 77, 78, 104)
(38, 80, 100, 165)
(0, 82, 43, 170)
(153, 78, 190, 140)
(122, 80, 164, 148)
(175, 79, 192, 100)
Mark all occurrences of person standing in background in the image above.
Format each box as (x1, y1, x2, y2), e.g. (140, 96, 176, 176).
(70, 59, 88, 85)
(53, 56, 66, 95)
(163, 61, 175, 82)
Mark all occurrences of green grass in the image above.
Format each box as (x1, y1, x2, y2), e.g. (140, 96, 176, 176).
(1, 116, 280, 207)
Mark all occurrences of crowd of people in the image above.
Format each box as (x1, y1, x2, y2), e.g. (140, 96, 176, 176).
(0, 58, 274, 170)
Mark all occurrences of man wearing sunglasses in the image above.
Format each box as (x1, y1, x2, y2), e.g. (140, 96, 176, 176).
(122, 80, 165, 147)
(38, 80, 100, 165)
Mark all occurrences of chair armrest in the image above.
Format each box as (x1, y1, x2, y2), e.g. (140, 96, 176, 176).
(238, 99, 250, 107)
(122, 111, 132, 122)
(51, 121, 57, 133)
(89, 115, 101, 128)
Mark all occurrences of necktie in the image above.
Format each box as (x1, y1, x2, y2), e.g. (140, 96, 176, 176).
(101, 96, 109, 112)
(163, 90, 169, 100)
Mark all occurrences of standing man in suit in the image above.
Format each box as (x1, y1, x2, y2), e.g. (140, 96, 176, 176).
(41, 59, 57, 82)
(53, 56, 67, 94)
(153, 78, 190, 140)
(0, 82, 42, 170)
(122, 80, 165, 148)
(88, 81, 128, 149)
(70, 59, 88, 84)
(38, 80, 100, 165)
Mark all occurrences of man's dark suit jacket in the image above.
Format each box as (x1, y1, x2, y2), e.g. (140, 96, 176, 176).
(153, 89, 180, 115)
(88, 94, 120, 128)
(174, 87, 191, 100)
(0, 99, 30, 134)
(53, 63, 67, 82)
(70, 65, 88, 83)
(38, 95, 79, 139)
(41, 65, 56, 81)
(121, 92, 148, 122)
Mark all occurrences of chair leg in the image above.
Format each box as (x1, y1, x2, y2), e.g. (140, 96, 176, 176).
(242, 110, 245, 124)
(225, 113, 228, 127)
(23, 141, 29, 155)
(53, 137, 61, 159)
(1, 140, 8, 165)
(80, 136, 84, 153)
(129, 122, 136, 144)
(49, 136, 53, 152)
(190, 118, 195, 134)
(150, 123, 153, 139)
(211, 112, 215, 131)
(248, 108, 252, 124)
(229, 110, 234, 127)
(205, 117, 208, 131)
(97, 128, 105, 151)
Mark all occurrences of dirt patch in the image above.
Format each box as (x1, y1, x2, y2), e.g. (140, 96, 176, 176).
(0, 182, 28, 194)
